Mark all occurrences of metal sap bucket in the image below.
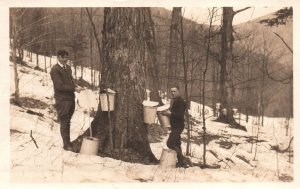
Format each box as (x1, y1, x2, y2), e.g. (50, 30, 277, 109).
(80, 137, 100, 155)
(100, 93, 115, 111)
(159, 149, 177, 168)
(157, 112, 170, 128)
(143, 106, 157, 124)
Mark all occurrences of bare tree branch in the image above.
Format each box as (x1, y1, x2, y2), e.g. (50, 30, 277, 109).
(234, 7, 251, 15)
(85, 8, 103, 72)
(30, 130, 39, 149)
(273, 32, 293, 53)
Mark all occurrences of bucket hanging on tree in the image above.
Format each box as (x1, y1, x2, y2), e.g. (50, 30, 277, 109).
(157, 105, 170, 127)
(143, 100, 159, 124)
(100, 88, 116, 111)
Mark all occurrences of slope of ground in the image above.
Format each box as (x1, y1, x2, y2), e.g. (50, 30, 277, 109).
(10, 53, 293, 182)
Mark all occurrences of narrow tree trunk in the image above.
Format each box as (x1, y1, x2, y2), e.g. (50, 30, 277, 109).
(44, 55, 47, 73)
(13, 47, 20, 102)
(36, 53, 39, 68)
(85, 8, 103, 89)
(49, 14, 52, 68)
(80, 8, 84, 80)
(144, 8, 160, 93)
(178, 9, 191, 156)
(261, 40, 267, 127)
(93, 70, 96, 89)
(74, 51, 77, 79)
(212, 60, 217, 117)
(12, 14, 20, 103)
(90, 8, 93, 88)
(202, 7, 214, 166)
(81, 64, 83, 79)
(19, 49, 24, 61)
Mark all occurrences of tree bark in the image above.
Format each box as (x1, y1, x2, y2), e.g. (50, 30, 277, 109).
(168, 8, 182, 89)
(219, 7, 234, 108)
(179, 9, 191, 156)
(202, 7, 215, 165)
(144, 8, 160, 93)
(36, 53, 39, 68)
(90, 8, 93, 87)
(73, 8, 159, 164)
(11, 10, 20, 102)
(215, 7, 246, 131)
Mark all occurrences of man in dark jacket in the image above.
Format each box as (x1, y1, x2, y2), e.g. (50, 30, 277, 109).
(163, 86, 190, 167)
(50, 49, 81, 151)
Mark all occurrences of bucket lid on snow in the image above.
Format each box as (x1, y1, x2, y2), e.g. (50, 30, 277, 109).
(142, 100, 159, 107)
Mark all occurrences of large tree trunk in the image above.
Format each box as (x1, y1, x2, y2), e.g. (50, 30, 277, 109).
(73, 8, 159, 164)
(215, 7, 246, 131)
(219, 7, 234, 109)
(167, 8, 182, 89)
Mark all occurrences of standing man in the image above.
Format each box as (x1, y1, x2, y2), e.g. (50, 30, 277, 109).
(50, 49, 81, 151)
(163, 86, 190, 167)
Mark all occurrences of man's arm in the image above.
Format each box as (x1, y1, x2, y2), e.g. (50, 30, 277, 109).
(50, 68, 75, 92)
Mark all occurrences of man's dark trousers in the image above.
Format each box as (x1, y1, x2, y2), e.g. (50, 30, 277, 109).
(55, 99, 75, 148)
(167, 126, 184, 162)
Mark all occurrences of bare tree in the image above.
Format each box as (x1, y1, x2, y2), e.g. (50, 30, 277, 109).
(201, 7, 216, 166)
(216, 7, 250, 131)
(89, 8, 94, 88)
(10, 9, 21, 104)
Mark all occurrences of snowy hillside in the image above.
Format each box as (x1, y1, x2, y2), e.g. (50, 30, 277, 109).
(10, 52, 293, 182)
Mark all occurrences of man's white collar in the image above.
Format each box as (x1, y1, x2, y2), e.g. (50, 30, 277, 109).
(58, 62, 64, 68)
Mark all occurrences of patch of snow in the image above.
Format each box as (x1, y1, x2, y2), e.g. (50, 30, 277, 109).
(9, 51, 294, 182)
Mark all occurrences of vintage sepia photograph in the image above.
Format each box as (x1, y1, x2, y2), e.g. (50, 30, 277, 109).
(8, 5, 294, 183)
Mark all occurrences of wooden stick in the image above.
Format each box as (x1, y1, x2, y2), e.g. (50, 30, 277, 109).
(30, 130, 39, 149)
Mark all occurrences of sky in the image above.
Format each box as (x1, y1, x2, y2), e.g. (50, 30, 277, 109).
(166, 7, 282, 25)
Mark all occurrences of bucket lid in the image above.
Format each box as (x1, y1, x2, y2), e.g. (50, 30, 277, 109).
(163, 149, 177, 154)
(100, 88, 116, 94)
(142, 100, 159, 107)
(84, 136, 100, 141)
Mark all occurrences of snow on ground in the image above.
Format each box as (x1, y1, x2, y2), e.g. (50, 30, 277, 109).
(9, 52, 293, 182)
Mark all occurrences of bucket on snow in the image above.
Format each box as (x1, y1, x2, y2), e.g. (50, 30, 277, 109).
(100, 89, 116, 111)
(159, 149, 177, 168)
(80, 137, 100, 155)
(157, 112, 170, 128)
(143, 106, 157, 124)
